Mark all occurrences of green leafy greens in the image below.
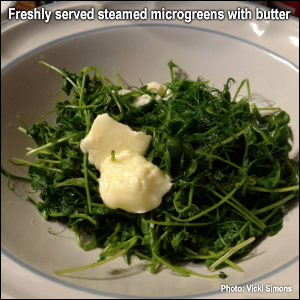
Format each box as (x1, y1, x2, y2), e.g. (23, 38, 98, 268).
(2, 61, 299, 278)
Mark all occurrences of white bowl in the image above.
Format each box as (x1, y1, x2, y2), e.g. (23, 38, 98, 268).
(1, 1, 299, 298)
(1, 1, 17, 22)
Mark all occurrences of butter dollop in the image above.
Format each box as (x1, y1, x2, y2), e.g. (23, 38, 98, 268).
(146, 82, 166, 96)
(80, 113, 152, 170)
(99, 150, 172, 213)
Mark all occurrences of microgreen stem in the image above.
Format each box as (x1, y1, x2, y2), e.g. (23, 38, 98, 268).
(182, 246, 198, 256)
(253, 194, 296, 214)
(168, 60, 176, 84)
(176, 266, 221, 278)
(257, 108, 282, 111)
(54, 237, 139, 275)
(104, 223, 121, 247)
(208, 177, 266, 229)
(26, 133, 77, 157)
(133, 250, 152, 260)
(111, 150, 116, 162)
(16, 115, 28, 129)
(224, 259, 243, 272)
(83, 231, 111, 251)
(208, 237, 255, 271)
(85, 168, 99, 183)
(167, 179, 246, 222)
(53, 174, 65, 184)
(83, 153, 92, 214)
(196, 151, 244, 171)
(1, 166, 31, 182)
(145, 220, 217, 226)
(65, 105, 97, 109)
(184, 250, 227, 260)
(37, 109, 58, 124)
(12, 158, 63, 173)
(152, 229, 173, 252)
(26, 197, 48, 219)
(72, 224, 82, 248)
(174, 185, 194, 213)
(262, 207, 281, 223)
(18, 127, 32, 137)
(85, 66, 123, 116)
(78, 74, 86, 118)
(115, 71, 125, 89)
(152, 252, 190, 277)
(104, 236, 139, 255)
(232, 223, 249, 239)
(232, 79, 253, 113)
(70, 214, 97, 226)
(39, 61, 79, 90)
(34, 159, 61, 164)
(247, 185, 299, 193)
(48, 213, 69, 217)
(211, 130, 245, 151)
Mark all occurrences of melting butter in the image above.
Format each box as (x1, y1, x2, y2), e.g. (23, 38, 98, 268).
(99, 150, 172, 213)
(80, 113, 152, 169)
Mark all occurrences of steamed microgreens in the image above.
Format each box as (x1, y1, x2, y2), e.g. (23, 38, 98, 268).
(1, 61, 299, 278)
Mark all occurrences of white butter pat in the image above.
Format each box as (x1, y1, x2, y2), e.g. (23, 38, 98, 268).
(118, 89, 140, 97)
(99, 150, 172, 213)
(80, 114, 152, 169)
(162, 89, 173, 101)
(133, 94, 152, 107)
(146, 82, 166, 96)
(118, 89, 132, 95)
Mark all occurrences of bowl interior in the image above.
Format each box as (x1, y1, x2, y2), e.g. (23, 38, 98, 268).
(1, 25, 299, 297)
